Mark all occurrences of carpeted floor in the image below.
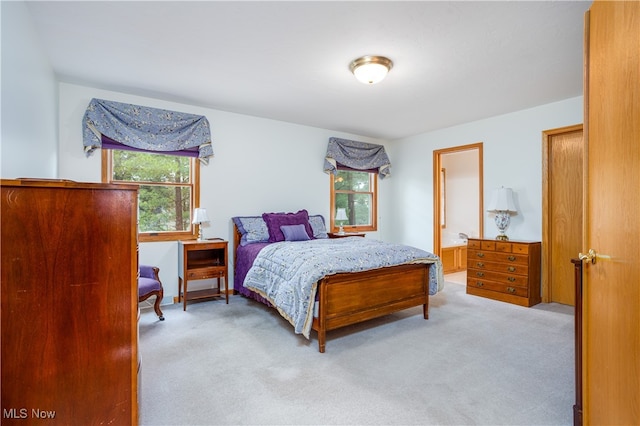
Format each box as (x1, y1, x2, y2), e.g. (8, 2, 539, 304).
(138, 279, 574, 425)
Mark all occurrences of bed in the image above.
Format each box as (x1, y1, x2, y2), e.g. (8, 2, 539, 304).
(233, 210, 444, 352)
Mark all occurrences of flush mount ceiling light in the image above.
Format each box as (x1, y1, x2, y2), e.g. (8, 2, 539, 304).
(349, 55, 393, 85)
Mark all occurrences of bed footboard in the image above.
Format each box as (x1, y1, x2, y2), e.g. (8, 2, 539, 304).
(312, 263, 430, 353)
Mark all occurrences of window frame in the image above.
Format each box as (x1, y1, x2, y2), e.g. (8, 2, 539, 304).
(329, 169, 378, 233)
(101, 149, 200, 242)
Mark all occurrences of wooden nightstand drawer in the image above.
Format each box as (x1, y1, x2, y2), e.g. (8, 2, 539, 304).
(187, 267, 224, 280)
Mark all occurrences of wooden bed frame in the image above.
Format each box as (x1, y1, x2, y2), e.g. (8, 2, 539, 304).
(233, 225, 431, 353)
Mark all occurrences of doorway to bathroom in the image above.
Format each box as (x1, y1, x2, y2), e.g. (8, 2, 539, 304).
(433, 143, 483, 280)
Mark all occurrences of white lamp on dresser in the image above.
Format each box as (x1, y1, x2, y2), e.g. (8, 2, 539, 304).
(487, 187, 517, 241)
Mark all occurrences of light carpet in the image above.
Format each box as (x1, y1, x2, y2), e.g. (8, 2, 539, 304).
(138, 280, 574, 426)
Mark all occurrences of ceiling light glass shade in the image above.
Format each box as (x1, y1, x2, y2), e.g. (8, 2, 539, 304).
(350, 56, 393, 85)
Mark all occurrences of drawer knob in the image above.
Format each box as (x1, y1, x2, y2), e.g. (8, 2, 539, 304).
(476, 252, 485, 258)
(476, 262, 484, 268)
(507, 266, 516, 272)
(476, 282, 484, 287)
(508, 276, 516, 282)
(476, 271, 484, 277)
(508, 255, 516, 261)
(507, 287, 516, 294)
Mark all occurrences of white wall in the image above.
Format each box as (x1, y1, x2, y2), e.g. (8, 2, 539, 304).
(383, 96, 583, 251)
(58, 83, 384, 303)
(1, 1, 58, 179)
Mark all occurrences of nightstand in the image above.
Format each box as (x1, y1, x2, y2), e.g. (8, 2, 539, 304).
(328, 233, 366, 238)
(178, 240, 228, 311)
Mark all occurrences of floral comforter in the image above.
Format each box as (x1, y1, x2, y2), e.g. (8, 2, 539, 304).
(243, 237, 444, 338)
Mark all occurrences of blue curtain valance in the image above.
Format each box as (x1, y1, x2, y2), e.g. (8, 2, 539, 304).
(323, 137, 391, 179)
(83, 98, 213, 164)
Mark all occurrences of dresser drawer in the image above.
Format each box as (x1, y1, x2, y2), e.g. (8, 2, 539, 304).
(467, 278, 529, 297)
(467, 259, 529, 275)
(187, 267, 224, 280)
(467, 239, 482, 249)
(481, 241, 496, 251)
(469, 239, 531, 254)
(467, 249, 528, 265)
(510, 243, 530, 255)
(467, 268, 529, 287)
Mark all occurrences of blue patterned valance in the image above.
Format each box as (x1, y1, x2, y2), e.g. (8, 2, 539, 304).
(83, 98, 213, 164)
(323, 137, 391, 179)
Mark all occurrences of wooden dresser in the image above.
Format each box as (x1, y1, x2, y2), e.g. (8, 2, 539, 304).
(1, 179, 139, 424)
(466, 238, 541, 307)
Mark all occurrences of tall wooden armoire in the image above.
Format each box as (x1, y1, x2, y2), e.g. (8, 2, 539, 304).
(1, 179, 139, 424)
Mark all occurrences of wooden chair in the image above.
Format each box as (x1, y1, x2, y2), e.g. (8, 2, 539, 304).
(139, 265, 165, 320)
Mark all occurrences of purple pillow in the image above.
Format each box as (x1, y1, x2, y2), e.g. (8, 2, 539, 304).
(262, 210, 314, 242)
(280, 224, 311, 242)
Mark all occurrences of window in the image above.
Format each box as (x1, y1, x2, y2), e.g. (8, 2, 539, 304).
(102, 149, 200, 242)
(330, 169, 377, 233)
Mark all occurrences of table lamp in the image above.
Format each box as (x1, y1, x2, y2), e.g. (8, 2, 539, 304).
(487, 187, 517, 241)
(192, 208, 209, 241)
(335, 208, 348, 235)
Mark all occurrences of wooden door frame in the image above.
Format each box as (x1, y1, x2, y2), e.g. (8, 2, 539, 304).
(541, 124, 583, 303)
(433, 143, 484, 257)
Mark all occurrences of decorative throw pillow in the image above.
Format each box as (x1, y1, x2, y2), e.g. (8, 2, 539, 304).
(262, 209, 314, 242)
(308, 215, 328, 239)
(280, 224, 311, 241)
(232, 216, 270, 246)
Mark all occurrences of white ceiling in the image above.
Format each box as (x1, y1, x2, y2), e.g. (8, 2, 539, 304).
(25, 1, 591, 141)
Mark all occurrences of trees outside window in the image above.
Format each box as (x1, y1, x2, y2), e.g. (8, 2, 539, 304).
(330, 170, 377, 233)
(102, 149, 199, 242)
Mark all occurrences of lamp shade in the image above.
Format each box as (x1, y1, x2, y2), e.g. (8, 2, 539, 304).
(487, 187, 517, 214)
(350, 56, 393, 85)
(335, 208, 348, 221)
(192, 208, 209, 224)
